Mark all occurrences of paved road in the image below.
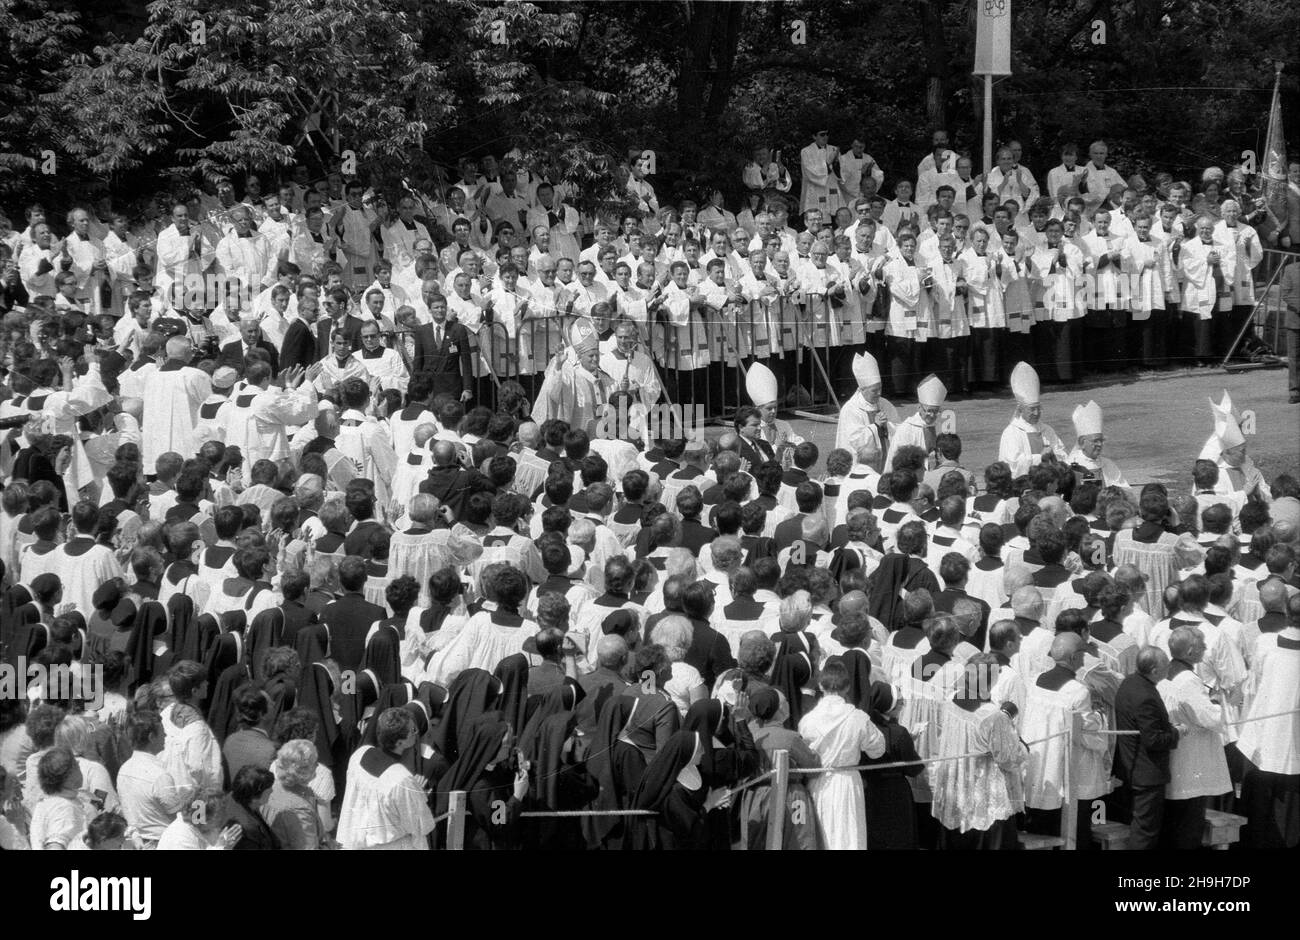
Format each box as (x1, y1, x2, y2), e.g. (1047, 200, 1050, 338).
(773, 365, 1299, 490)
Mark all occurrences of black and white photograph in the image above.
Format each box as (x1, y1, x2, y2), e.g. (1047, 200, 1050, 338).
(0, 0, 1296, 917)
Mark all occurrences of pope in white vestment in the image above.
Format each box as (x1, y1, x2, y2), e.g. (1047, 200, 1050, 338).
(531, 330, 616, 435)
(834, 352, 897, 471)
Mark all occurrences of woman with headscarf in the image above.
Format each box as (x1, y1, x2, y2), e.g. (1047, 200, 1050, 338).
(582, 695, 647, 850)
(432, 668, 502, 766)
(519, 681, 594, 849)
(363, 607, 405, 688)
(861, 680, 924, 849)
(630, 729, 708, 850)
(738, 687, 821, 850)
(493, 652, 530, 734)
(435, 712, 530, 850)
(682, 697, 761, 849)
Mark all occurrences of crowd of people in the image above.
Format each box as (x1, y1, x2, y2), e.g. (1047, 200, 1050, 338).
(0, 133, 1297, 852)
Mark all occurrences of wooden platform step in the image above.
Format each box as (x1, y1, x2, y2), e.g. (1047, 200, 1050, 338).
(1020, 833, 1064, 850)
(1091, 811, 1248, 850)
(1203, 810, 1247, 850)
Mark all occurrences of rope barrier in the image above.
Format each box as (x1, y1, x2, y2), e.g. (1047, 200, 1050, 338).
(791, 728, 1072, 775)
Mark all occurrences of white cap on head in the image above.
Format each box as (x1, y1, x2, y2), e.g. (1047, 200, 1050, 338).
(1010, 361, 1040, 406)
(745, 362, 778, 408)
(851, 351, 881, 388)
(1072, 400, 1103, 438)
(916, 374, 947, 408)
(1217, 412, 1245, 450)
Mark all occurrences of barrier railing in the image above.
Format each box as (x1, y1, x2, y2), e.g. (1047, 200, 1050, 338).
(1222, 249, 1292, 366)
(431, 705, 1296, 850)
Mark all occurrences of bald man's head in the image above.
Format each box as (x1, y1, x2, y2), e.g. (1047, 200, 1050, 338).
(1012, 585, 1044, 620)
(596, 634, 629, 670)
(715, 432, 740, 454)
(838, 589, 869, 624)
(1259, 579, 1288, 613)
(164, 336, 193, 361)
(432, 440, 458, 467)
(1136, 646, 1169, 680)
(1168, 625, 1205, 664)
(412, 422, 438, 448)
(1049, 632, 1084, 667)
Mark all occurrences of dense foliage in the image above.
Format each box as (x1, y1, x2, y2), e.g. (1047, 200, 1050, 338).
(1, 0, 1296, 215)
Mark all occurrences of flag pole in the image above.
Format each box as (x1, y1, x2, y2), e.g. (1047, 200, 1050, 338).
(983, 74, 994, 177)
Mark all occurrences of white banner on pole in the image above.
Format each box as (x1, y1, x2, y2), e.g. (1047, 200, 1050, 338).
(973, 0, 1012, 76)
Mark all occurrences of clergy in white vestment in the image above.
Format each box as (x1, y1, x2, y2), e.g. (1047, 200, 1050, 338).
(599, 317, 663, 413)
(997, 362, 1068, 478)
(834, 352, 898, 472)
(389, 424, 436, 525)
(1021, 634, 1111, 843)
(51, 500, 123, 616)
(336, 708, 436, 850)
(153, 204, 207, 296)
(1158, 626, 1232, 847)
(141, 336, 212, 468)
(531, 327, 616, 436)
(884, 373, 946, 472)
(1066, 400, 1129, 488)
(1235, 617, 1300, 848)
(798, 659, 886, 850)
(244, 361, 319, 468)
(799, 130, 843, 216)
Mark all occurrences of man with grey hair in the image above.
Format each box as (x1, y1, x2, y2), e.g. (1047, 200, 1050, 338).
(511, 420, 549, 499)
(778, 515, 832, 571)
(1114, 645, 1177, 849)
(701, 535, 742, 607)
(989, 563, 1036, 625)
(142, 335, 212, 467)
(216, 205, 275, 291)
(292, 472, 326, 540)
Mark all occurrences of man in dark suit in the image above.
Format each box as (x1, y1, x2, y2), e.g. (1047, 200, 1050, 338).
(219, 317, 279, 373)
(280, 292, 322, 372)
(679, 580, 737, 688)
(320, 555, 386, 674)
(773, 481, 824, 552)
(933, 553, 992, 651)
(1113, 647, 1180, 850)
(422, 439, 477, 522)
(675, 487, 717, 556)
(413, 293, 473, 401)
(315, 286, 365, 360)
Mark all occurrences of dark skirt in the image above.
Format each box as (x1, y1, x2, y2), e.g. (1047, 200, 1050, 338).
(1240, 763, 1300, 849)
(864, 773, 918, 849)
(937, 816, 1021, 850)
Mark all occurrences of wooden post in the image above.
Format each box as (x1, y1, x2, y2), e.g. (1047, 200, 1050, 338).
(766, 749, 789, 851)
(1061, 721, 1077, 851)
(446, 790, 467, 851)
